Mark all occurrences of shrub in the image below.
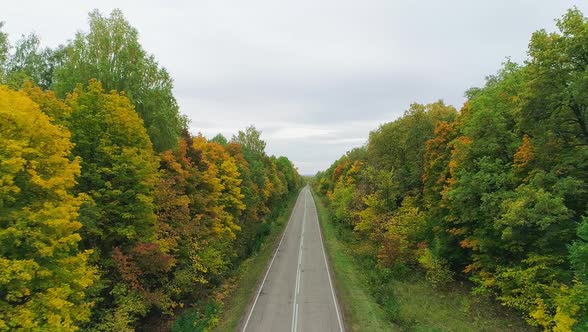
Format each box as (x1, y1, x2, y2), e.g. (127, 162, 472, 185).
(417, 245, 453, 288)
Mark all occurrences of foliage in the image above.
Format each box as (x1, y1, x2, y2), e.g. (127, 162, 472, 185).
(314, 9, 588, 330)
(0, 22, 8, 81)
(313, 189, 529, 331)
(62, 80, 161, 329)
(4, 33, 55, 89)
(0, 9, 302, 331)
(172, 301, 222, 332)
(231, 125, 267, 154)
(0, 86, 97, 331)
(67, 80, 160, 252)
(52, 9, 186, 152)
(416, 245, 453, 289)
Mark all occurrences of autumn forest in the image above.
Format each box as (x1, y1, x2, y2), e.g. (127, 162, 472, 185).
(0, 10, 301, 331)
(314, 8, 588, 332)
(2, 5, 588, 332)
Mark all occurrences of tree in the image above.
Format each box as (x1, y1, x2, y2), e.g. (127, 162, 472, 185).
(67, 80, 159, 253)
(210, 133, 228, 145)
(568, 218, 588, 329)
(524, 8, 588, 147)
(0, 22, 8, 81)
(231, 125, 267, 154)
(368, 101, 456, 197)
(20, 81, 71, 124)
(53, 9, 185, 152)
(5, 33, 55, 89)
(276, 156, 298, 192)
(65, 80, 161, 329)
(203, 141, 245, 222)
(0, 86, 96, 331)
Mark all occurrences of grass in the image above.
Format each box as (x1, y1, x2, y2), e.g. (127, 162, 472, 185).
(311, 189, 532, 332)
(390, 278, 531, 331)
(211, 188, 302, 332)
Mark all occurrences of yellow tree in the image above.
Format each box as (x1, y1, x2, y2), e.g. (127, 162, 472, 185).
(204, 141, 245, 230)
(192, 135, 242, 240)
(0, 86, 96, 331)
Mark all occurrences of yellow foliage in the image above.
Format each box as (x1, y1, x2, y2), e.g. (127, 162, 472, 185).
(0, 86, 97, 331)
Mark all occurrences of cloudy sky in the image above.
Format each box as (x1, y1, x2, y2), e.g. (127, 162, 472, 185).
(3, 1, 587, 174)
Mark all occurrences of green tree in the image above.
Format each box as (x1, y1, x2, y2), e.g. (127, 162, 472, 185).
(568, 218, 588, 329)
(65, 80, 161, 329)
(0, 22, 8, 81)
(524, 8, 588, 147)
(5, 33, 55, 89)
(231, 125, 267, 154)
(275, 157, 293, 191)
(53, 9, 185, 152)
(67, 80, 159, 253)
(210, 133, 228, 145)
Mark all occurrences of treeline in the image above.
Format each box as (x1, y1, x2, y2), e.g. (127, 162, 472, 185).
(314, 8, 587, 331)
(0, 10, 301, 331)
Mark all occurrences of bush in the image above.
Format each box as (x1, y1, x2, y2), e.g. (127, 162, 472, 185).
(172, 300, 222, 332)
(417, 245, 454, 288)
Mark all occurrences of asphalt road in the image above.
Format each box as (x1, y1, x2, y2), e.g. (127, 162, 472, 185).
(241, 186, 344, 332)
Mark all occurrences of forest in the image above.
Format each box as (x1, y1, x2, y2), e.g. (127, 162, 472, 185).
(0, 10, 301, 331)
(314, 8, 588, 331)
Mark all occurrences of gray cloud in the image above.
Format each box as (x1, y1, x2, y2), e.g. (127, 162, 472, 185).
(2, 0, 587, 174)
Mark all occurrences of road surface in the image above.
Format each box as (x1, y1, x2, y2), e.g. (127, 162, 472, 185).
(241, 186, 344, 332)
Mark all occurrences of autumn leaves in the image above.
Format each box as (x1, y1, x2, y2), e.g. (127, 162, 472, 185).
(314, 8, 588, 331)
(0, 10, 300, 332)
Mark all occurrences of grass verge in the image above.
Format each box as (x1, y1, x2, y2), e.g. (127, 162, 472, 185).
(211, 188, 302, 332)
(311, 189, 532, 332)
(389, 277, 531, 331)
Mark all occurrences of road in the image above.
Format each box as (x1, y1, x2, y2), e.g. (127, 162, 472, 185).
(241, 186, 344, 332)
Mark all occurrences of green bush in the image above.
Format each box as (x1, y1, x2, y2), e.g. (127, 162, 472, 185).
(417, 246, 454, 289)
(172, 301, 222, 332)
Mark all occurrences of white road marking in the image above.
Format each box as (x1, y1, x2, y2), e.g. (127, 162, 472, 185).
(242, 191, 301, 332)
(312, 190, 345, 332)
(293, 303, 299, 332)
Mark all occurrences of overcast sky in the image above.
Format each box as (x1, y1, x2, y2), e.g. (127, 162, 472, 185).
(3, 1, 587, 174)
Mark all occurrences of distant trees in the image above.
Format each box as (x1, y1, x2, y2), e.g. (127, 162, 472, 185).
(231, 125, 267, 154)
(0, 9, 301, 331)
(314, 8, 588, 331)
(0, 22, 8, 81)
